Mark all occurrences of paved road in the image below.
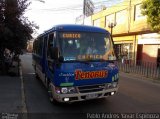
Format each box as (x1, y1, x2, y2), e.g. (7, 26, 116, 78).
(20, 53, 160, 118)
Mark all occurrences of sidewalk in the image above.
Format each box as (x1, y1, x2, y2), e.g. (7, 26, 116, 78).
(0, 61, 22, 113)
(119, 71, 160, 84)
(0, 76, 22, 113)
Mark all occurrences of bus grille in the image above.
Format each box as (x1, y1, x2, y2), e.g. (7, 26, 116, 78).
(78, 84, 105, 93)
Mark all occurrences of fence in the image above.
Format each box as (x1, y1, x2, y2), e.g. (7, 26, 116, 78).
(117, 60, 160, 80)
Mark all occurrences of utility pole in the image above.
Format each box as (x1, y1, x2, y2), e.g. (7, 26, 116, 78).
(83, 0, 94, 25)
(83, 0, 86, 25)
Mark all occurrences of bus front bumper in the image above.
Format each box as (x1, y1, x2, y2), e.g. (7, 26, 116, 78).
(52, 87, 118, 103)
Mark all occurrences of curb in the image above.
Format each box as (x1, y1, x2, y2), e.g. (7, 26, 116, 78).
(19, 62, 28, 119)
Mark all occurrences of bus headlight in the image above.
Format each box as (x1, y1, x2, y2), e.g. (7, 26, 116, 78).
(105, 83, 112, 89)
(112, 82, 118, 88)
(105, 82, 118, 89)
(68, 87, 77, 93)
(61, 87, 68, 94)
(60, 87, 77, 94)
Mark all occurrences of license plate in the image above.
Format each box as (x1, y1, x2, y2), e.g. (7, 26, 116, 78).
(86, 93, 98, 99)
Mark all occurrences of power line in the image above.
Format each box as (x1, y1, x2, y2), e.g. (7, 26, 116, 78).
(32, 0, 45, 3)
(28, 0, 133, 13)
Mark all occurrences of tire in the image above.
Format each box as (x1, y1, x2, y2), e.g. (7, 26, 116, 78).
(35, 72, 39, 79)
(45, 76, 49, 89)
(48, 83, 59, 105)
(34, 65, 39, 79)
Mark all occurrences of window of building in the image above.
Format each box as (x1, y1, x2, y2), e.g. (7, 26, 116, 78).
(93, 19, 100, 27)
(105, 13, 115, 27)
(116, 9, 127, 25)
(134, 4, 146, 20)
(115, 43, 133, 61)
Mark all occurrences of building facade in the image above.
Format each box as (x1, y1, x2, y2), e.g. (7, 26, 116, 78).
(91, 0, 160, 65)
(27, 40, 34, 53)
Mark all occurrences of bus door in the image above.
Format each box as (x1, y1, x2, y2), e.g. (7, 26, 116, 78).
(47, 32, 56, 73)
(42, 36, 48, 73)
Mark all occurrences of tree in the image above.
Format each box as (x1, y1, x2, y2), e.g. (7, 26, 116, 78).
(141, 0, 160, 31)
(0, 0, 38, 74)
(0, 0, 38, 54)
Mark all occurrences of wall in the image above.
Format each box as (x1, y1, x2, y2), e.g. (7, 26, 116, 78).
(142, 45, 160, 63)
(91, 0, 150, 36)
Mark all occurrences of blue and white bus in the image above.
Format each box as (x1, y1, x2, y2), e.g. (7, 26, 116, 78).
(32, 24, 119, 103)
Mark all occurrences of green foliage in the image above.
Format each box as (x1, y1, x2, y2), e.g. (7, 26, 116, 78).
(141, 0, 160, 31)
(0, 0, 38, 54)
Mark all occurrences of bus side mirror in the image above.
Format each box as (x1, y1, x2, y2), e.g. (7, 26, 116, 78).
(50, 47, 59, 60)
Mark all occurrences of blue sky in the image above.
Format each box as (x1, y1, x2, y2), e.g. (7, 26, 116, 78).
(25, 0, 123, 36)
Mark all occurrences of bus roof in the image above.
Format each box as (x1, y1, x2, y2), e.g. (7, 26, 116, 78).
(38, 24, 109, 38)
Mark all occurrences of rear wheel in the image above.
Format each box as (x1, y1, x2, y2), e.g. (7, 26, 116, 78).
(35, 72, 39, 79)
(35, 70, 40, 80)
(34, 65, 39, 79)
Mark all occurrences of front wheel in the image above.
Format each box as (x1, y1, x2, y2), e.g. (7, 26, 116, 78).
(48, 83, 59, 104)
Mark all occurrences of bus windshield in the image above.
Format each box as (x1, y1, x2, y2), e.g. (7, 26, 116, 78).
(59, 32, 116, 61)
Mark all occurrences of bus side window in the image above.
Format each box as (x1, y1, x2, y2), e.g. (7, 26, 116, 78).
(47, 33, 55, 59)
(37, 37, 43, 56)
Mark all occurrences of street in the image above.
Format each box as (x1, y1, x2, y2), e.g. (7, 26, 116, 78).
(1, 0, 160, 119)
(20, 53, 160, 114)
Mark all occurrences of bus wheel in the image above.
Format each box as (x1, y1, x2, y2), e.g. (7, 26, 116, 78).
(48, 83, 59, 104)
(45, 77, 49, 89)
(48, 84, 55, 102)
(35, 65, 39, 79)
(48, 84, 53, 101)
(35, 72, 39, 79)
